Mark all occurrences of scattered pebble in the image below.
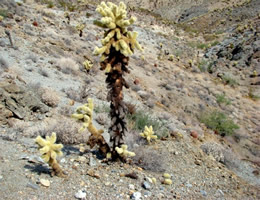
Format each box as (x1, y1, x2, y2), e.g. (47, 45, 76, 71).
(39, 179, 50, 187)
(130, 192, 142, 200)
(27, 181, 40, 190)
(74, 190, 87, 199)
(142, 181, 151, 190)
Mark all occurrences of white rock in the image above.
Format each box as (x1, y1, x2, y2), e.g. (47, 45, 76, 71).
(40, 179, 50, 187)
(75, 190, 87, 199)
(131, 192, 142, 200)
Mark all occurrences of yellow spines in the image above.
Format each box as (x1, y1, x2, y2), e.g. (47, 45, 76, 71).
(83, 60, 93, 71)
(93, 1, 142, 60)
(140, 126, 157, 144)
(35, 132, 63, 163)
(72, 98, 94, 132)
(115, 144, 135, 158)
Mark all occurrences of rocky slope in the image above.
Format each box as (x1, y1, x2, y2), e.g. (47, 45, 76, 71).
(0, 0, 259, 199)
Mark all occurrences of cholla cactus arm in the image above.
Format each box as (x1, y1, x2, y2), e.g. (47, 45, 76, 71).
(115, 144, 135, 158)
(140, 126, 157, 143)
(35, 132, 64, 177)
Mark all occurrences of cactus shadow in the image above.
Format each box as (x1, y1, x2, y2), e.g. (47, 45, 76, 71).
(24, 164, 50, 175)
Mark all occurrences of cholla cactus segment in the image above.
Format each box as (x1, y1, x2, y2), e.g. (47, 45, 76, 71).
(35, 132, 63, 163)
(0, 16, 3, 22)
(140, 125, 157, 143)
(71, 98, 94, 132)
(93, 1, 142, 57)
(83, 60, 93, 71)
(115, 144, 135, 158)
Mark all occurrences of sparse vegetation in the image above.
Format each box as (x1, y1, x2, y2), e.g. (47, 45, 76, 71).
(221, 74, 238, 87)
(198, 59, 214, 73)
(199, 110, 239, 136)
(216, 94, 231, 105)
(127, 110, 169, 138)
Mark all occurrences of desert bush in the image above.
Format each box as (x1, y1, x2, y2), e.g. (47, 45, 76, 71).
(221, 74, 238, 87)
(198, 110, 239, 136)
(216, 94, 231, 105)
(56, 57, 79, 75)
(132, 146, 167, 172)
(40, 88, 60, 107)
(127, 110, 169, 138)
(25, 116, 89, 144)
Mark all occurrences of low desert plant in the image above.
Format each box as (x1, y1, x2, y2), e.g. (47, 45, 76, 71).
(221, 75, 238, 87)
(216, 94, 231, 105)
(127, 110, 169, 138)
(199, 110, 239, 136)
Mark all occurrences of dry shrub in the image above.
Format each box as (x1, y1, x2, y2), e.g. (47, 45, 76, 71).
(40, 88, 60, 107)
(56, 57, 79, 75)
(132, 145, 167, 172)
(24, 115, 89, 144)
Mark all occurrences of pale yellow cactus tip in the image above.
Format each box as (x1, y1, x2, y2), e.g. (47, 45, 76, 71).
(140, 125, 157, 143)
(115, 144, 135, 158)
(35, 132, 63, 163)
(83, 60, 93, 71)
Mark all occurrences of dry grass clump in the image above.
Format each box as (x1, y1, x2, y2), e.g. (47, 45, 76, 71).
(56, 57, 79, 75)
(40, 88, 60, 107)
(25, 116, 89, 144)
(132, 146, 167, 172)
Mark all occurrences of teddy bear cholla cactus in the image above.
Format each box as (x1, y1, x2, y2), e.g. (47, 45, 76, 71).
(35, 132, 65, 177)
(93, 1, 142, 159)
(140, 126, 157, 144)
(71, 98, 109, 155)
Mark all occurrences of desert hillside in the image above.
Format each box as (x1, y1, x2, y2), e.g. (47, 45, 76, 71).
(0, 0, 259, 199)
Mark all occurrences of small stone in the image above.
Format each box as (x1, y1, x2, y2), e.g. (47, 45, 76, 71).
(200, 190, 207, 197)
(77, 156, 87, 163)
(131, 192, 142, 200)
(143, 191, 152, 197)
(40, 179, 50, 187)
(134, 79, 140, 85)
(190, 131, 198, 139)
(142, 181, 151, 190)
(60, 158, 66, 163)
(27, 181, 39, 190)
(185, 183, 192, 188)
(137, 90, 150, 100)
(129, 184, 135, 190)
(74, 190, 87, 199)
(89, 157, 97, 166)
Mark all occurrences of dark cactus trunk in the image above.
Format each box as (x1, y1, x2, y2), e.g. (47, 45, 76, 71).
(100, 48, 130, 159)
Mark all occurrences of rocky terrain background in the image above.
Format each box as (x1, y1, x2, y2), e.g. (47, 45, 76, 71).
(0, 0, 259, 199)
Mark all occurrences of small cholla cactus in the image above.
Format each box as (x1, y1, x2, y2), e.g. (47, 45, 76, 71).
(115, 144, 135, 158)
(168, 54, 174, 61)
(140, 126, 157, 144)
(72, 98, 109, 155)
(76, 23, 85, 37)
(0, 16, 3, 22)
(83, 59, 93, 71)
(35, 132, 65, 177)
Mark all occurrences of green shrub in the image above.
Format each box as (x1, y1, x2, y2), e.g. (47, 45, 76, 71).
(216, 94, 231, 105)
(127, 110, 169, 138)
(199, 110, 239, 136)
(221, 75, 238, 87)
(0, 9, 8, 18)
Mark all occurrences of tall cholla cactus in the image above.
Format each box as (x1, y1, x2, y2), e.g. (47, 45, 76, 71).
(93, 1, 142, 159)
